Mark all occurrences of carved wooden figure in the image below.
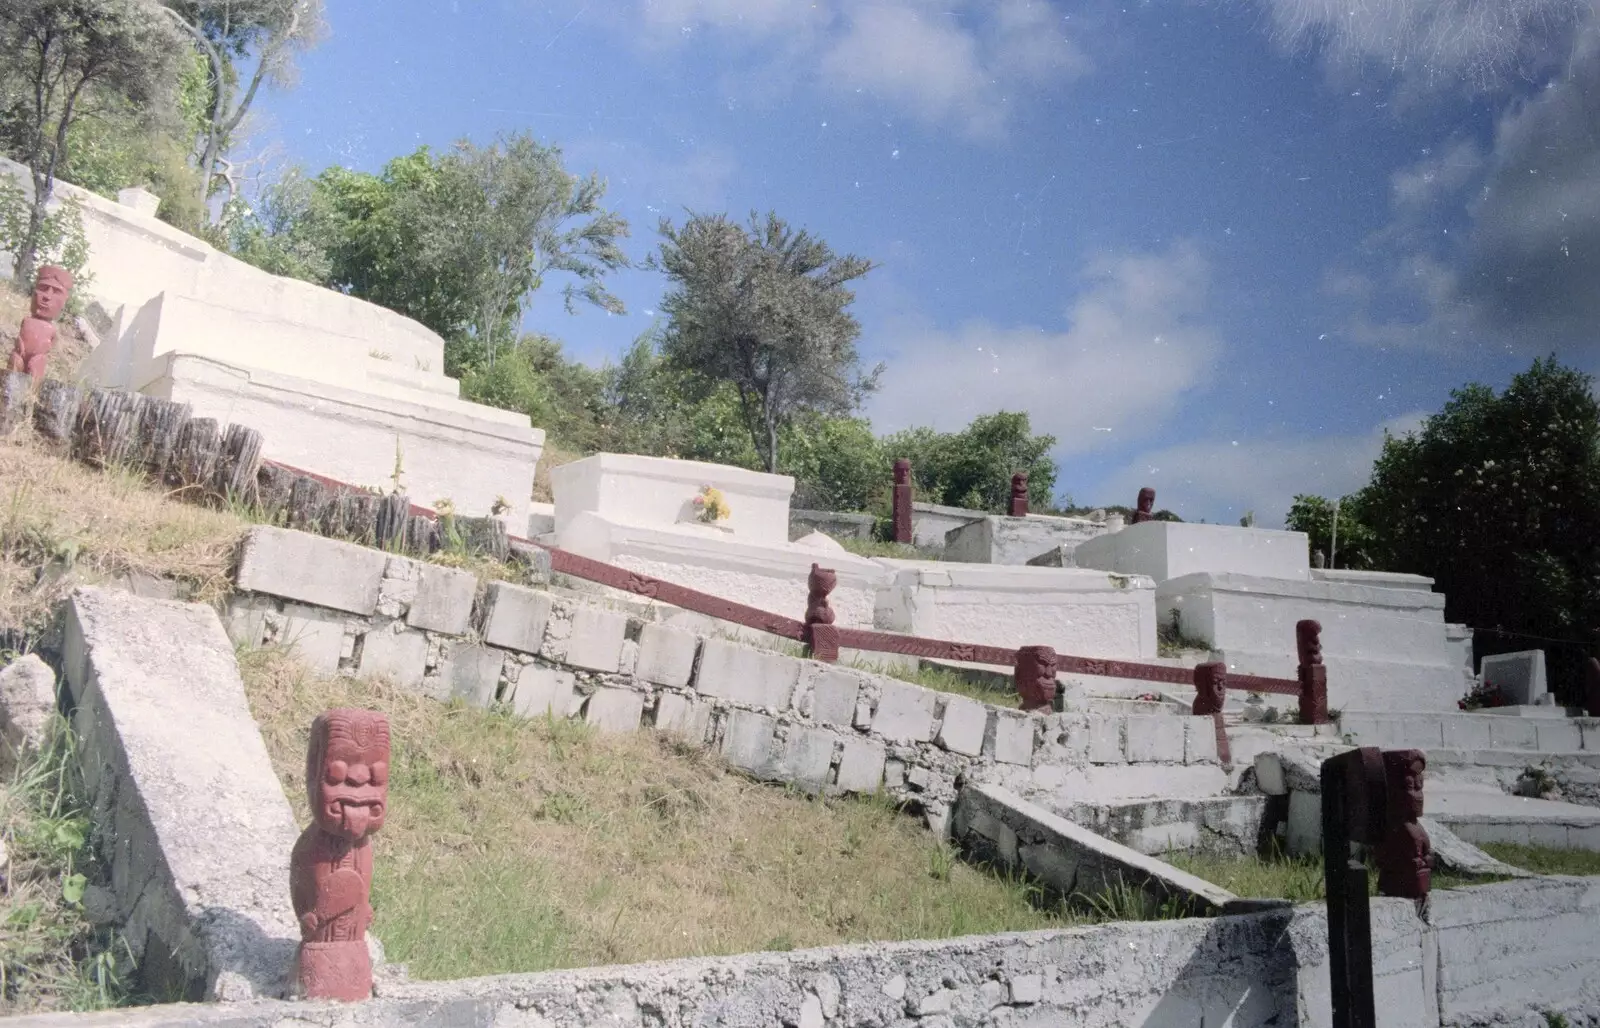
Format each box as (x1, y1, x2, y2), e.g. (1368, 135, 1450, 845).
(1014, 645, 1058, 712)
(1375, 749, 1430, 900)
(290, 709, 390, 1002)
(804, 563, 840, 663)
(1296, 619, 1329, 725)
(1132, 487, 1156, 524)
(892, 459, 913, 544)
(1191, 661, 1232, 765)
(1009, 472, 1029, 517)
(8, 266, 72, 383)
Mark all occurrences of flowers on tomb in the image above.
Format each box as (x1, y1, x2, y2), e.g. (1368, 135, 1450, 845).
(693, 484, 731, 523)
(1459, 679, 1509, 711)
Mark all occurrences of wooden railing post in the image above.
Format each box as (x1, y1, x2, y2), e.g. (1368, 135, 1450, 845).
(1297, 619, 1329, 724)
(892, 459, 913, 545)
(1014, 645, 1058, 711)
(1321, 746, 1385, 1028)
(803, 563, 839, 663)
(1192, 661, 1231, 765)
(1009, 472, 1029, 517)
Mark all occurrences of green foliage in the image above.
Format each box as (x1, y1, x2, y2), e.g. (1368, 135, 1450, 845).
(653, 210, 881, 472)
(0, 179, 93, 307)
(218, 166, 334, 283)
(780, 413, 882, 512)
(1284, 493, 1377, 570)
(459, 334, 610, 453)
(1350, 357, 1600, 698)
(883, 411, 1058, 513)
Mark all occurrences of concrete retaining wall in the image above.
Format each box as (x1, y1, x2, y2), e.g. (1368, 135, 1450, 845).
(1342, 710, 1600, 755)
(228, 525, 1225, 831)
(62, 587, 298, 1001)
(25, 878, 1600, 1027)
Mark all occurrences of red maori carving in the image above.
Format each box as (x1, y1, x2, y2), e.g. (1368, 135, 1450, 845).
(892, 459, 913, 545)
(1375, 749, 1430, 900)
(547, 547, 808, 642)
(1192, 662, 1232, 766)
(1226, 673, 1301, 697)
(8, 266, 72, 383)
(290, 709, 390, 1002)
(1009, 473, 1029, 517)
(1297, 619, 1330, 725)
(1015, 645, 1058, 712)
(949, 645, 975, 662)
(804, 564, 840, 663)
(1132, 487, 1156, 524)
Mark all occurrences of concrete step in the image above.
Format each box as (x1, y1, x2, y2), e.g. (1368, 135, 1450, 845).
(1428, 784, 1600, 851)
(1049, 795, 1266, 858)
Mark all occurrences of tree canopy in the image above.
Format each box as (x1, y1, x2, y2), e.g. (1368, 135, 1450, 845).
(884, 411, 1059, 513)
(653, 211, 881, 473)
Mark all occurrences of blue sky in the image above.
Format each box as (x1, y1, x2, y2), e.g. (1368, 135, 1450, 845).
(251, 0, 1600, 525)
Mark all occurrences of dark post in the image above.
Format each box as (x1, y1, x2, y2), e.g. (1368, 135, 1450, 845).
(1192, 661, 1231, 765)
(1009, 472, 1029, 517)
(803, 563, 840, 663)
(1321, 746, 1386, 1028)
(1014, 645, 1058, 712)
(1586, 657, 1600, 718)
(1133, 487, 1156, 524)
(892, 459, 913, 545)
(1297, 620, 1329, 725)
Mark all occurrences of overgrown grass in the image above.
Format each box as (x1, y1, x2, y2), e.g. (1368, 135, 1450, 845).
(1156, 620, 1211, 659)
(0, 435, 245, 640)
(1166, 848, 1495, 901)
(1478, 843, 1600, 877)
(852, 658, 1021, 709)
(239, 647, 1077, 980)
(834, 538, 937, 561)
(0, 715, 140, 1015)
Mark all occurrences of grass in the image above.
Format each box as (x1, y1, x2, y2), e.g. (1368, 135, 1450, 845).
(1165, 848, 1498, 901)
(1156, 620, 1211, 659)
(237, 646, 1108, 981)
(1477, 843, 1600, 877)
(0, 435, 245, 642)
(0, 715, 141, 1015)
(851, 658, 1021, 709)
(835, 537, 936, 561)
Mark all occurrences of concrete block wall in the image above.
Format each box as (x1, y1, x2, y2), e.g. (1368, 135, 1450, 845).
(1341, 710, 1600, 755)
(28, 877, 1600, 1028)
(228, 526, 1225, 832)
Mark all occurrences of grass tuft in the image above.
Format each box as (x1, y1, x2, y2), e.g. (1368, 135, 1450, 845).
(1477, 843, 1600, 877)
(1165, 846, 1499, 901)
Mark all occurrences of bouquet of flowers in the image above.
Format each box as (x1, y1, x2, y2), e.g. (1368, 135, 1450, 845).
(1459, 679, 1509, 711)
(693, 485, 731, 523)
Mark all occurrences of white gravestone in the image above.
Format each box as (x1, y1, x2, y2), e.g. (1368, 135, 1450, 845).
(1479, 650, 1548, 707)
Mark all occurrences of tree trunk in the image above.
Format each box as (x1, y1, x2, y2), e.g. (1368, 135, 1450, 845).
(136, 398, 192, 472)
(765, 406, 779, 474)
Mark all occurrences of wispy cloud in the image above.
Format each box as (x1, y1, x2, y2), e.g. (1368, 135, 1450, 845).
(623, 0, 1089, 138)
(1098, 412, 1428, 527)
(867, 241, 1219, 452)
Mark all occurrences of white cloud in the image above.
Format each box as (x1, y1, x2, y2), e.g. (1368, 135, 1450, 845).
(624, 0, 1088, 138)
(1097, 412, 1428, 528)
(565, 139, 737, 215)
(1389, 138, 1484, 210)
(866, 242, 1218, 453)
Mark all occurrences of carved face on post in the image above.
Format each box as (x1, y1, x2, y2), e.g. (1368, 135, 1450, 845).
(806, 563, 837, 626)
(1011, 473, 1028, 501)
(307, 709, 390, 842)
(1296, 619, 1323, 665)
(1383, 749, 1426, 823)
(1014, 645, 1059, 711)
(893, 459, 911, 486)
(1193, 662, 1227, 715)
(1134, 487, 1155, 522)
(30, 267, 72, 322)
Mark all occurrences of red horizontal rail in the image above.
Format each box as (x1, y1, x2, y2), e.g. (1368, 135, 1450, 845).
(1226, 673, 1301, 697)
(831, 627, 1018, 667)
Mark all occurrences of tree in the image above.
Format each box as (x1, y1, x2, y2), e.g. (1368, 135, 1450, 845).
(653, 210, 881, 473)
(883, 411, 1059, 512)
(0, 0, 182, 281)
(1356, 356, 1600, 699)
(158, 0, 324, 213)
(1284, 493, 1377, 570)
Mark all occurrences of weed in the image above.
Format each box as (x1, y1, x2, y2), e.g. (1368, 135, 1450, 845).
(1478, 843, 1600, 877)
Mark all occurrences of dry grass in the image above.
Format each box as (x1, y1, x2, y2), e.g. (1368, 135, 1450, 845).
(0, 434, 245, 641)
(531, 441, 583, 505)
(1166, 848, 1497, 901)
(239, 647, 1083, 981)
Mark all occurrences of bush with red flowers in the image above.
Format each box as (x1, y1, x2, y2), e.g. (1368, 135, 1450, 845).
(1459, 679, 1509, 711)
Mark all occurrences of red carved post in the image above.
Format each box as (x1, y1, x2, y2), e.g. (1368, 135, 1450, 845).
(1586, 657, 1600, 718)
(804, 563, 840, 663)
(1132, 487, 1156, 524)
(1297, 619, 1329, 724)
(1375, 749, 1430, 900)
(8, 266, 73, 384)
(1192, 661, 1231, 765)
(1014, 645, 1058, 712)
(1009, 472, 1029, 517)
(892, 459, 913, 544)
(290, 709, 390, 1002)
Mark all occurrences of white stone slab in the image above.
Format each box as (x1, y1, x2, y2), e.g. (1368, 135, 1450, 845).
(989, 715, 1035, 766)
(551, 453, 795, 546)
(695, 639, 802, 711)
(482, 582, 552, 655)
(1479, 650, 1548, 707)
(636, 624, 699, 687)
(1075, 520, 1311, 584)
(873, 681, 936, 744)
(807, 669, 862, 728)
(721, 709, 779, 774)
(937, 696, 988, 757)
(358, 627, 428, 688)
(944, 514, 1109, 566)
(511, 667, 576, 719)
(910, 502, 986, 551)
(835, 738, 886, 794)
(278, 603, 347, 675)
(654, 693, 711, 743)
(406, 564, 477, 635)
(236, 526, 387, 616)
(564, 608, 628, 673)
(446, 644, 506, 708)
(585, 688, 646, 734)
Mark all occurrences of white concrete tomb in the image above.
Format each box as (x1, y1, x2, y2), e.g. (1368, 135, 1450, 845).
(1074, 520, 1312, 583)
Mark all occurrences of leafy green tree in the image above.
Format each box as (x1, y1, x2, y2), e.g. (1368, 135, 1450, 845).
(158, 0, 325, 213)
(219, 164, 332, 281)
(459, 333, 610, 453)
(1357, 356, 1600, 697)
(883, 411, 1058, 512)
(780, 413, 883, 512)
(1284, 493, 1377, 570)
(601, 331, 758, 467)
(0, 0, 182, 280)
(653, 210, 881, 473)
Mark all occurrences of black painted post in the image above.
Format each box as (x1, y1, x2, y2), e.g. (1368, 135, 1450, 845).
(1320, 747, 1386, 1028)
